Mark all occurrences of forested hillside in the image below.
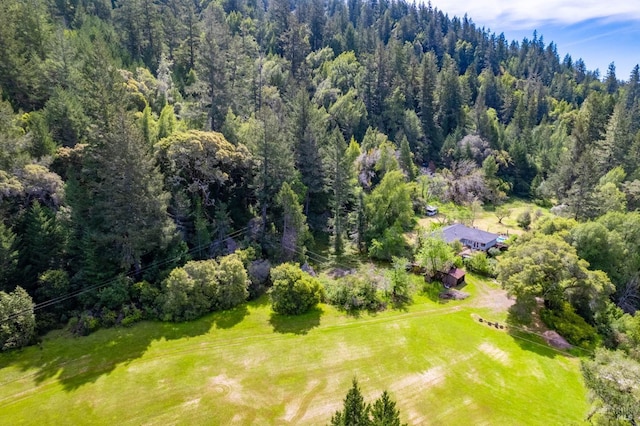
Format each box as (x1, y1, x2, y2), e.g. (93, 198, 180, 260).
(1, 0, 640, 346)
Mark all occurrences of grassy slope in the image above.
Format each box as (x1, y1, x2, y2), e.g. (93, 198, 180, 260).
(0, 276, 588, 425)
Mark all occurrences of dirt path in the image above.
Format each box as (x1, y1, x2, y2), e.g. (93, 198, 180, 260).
(469, 277, 514, 312)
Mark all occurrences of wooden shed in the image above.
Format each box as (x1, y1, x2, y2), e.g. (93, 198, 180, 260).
(442, 267, 465, 288)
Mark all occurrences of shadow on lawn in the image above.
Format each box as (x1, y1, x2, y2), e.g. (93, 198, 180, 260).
(269, 307, 322, 335)
(5, 305, 251, 393)
(503, 306, 574, 359)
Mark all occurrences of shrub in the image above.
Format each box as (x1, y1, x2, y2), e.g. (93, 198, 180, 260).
(540, 303, 599, 349)
(517, 210, 531, 230)
(325, 270, 390, 312)
(270, 263, 324, 315)
(214, 253, 249, 310)
(464, 252, 496, 277)
(121, 304, 142, 327)
(324, 271, 386, 312)
(159, 254, 249, 322)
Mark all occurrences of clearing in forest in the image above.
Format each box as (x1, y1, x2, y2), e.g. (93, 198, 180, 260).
(0, 274, 587, 425)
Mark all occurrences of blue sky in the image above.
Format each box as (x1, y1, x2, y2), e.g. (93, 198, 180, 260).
(426, 0, 640, 80)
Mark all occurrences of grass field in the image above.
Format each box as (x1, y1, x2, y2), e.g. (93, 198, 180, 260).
(417, 198, 550, 237)
(0, 276, 588, 425)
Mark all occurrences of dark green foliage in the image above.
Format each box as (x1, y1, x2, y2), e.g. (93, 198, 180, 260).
(17, 202, 67, 293)
(370, 391, 404, 426)
(540, 303, 599, 349)
(0, 222, 18, 291)
(0, 0, 638, 347)
(330, 378, 369, 426)
(330, 378, 405, 426)
(270, 263, 323, 315)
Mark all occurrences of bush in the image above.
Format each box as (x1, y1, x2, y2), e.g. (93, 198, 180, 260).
(121, 304, 142, 327)
(540, 303, 599, 349)
(517, 210, 531, 230)
(464, 252, 496, 277)
(324, 274, 385, 312)
(270, 263, 324, 315)
(159, 254, 249, 322)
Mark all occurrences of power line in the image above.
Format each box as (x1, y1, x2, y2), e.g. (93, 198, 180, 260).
(4, 227, 250, 322)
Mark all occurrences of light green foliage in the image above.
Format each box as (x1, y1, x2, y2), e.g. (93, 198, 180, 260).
(365, 170, 414, 251)
(0, 286, 35, 351)
(368, 225, 409, 261)
(464, 251, 496, 277)
(582, 349, 640, 425)
(161, 264, 214, 322)
(329, 89, 366, 140)
(157, 104, 177, 140)
(516, 209, 531, 230)
(155, 130, 252, 209)
(324, 269, 385, 312)
(388, 257, 411, 304)
(161, 255, 249, 321)
(416, 236, 456, 277)
(214, 253, 249, 311)
(532, 216, 577, 237)
(570, 222, 626, 285)
(494, 205, 511, 224)
(270, 263, 323, 315)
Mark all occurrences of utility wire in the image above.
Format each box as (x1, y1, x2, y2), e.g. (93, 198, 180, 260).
(3, 227, 250, 322)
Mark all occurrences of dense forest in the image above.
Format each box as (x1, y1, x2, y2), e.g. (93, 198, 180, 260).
(1, 0, 640, 421)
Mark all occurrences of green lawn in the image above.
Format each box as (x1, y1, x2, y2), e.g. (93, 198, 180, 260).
(0, 278, 588, 425)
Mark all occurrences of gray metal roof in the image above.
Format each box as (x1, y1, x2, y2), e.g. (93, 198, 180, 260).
(440, 224, 499, 245)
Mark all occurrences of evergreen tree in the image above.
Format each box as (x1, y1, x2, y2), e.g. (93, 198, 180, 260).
(0, 222, 18, 291)
(275, 182, 309, 262)
(326, 128, 351, 255)
(74, 111, 176, 278)
(331, 378, 370, 426)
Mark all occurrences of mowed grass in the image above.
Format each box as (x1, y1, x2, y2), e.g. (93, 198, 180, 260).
(0, 278, 588, 425)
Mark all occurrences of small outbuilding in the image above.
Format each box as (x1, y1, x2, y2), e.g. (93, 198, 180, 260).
(442, 267, 465, 288)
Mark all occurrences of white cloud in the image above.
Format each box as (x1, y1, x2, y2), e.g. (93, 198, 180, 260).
(426, 0, 640, 30)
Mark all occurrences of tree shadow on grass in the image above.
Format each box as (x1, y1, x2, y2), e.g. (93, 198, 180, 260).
(421, 281, 450, 304)
(213, 304, 249, 329)
(269, 307, 322, 335)
(502, 305, 575, 359)
(3, 303, 252, 394)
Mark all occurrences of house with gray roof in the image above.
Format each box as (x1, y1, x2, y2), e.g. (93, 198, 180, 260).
(441, 224, 499, 251)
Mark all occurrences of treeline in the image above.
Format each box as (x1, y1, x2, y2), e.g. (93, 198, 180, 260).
(1, 0, 640, 342)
